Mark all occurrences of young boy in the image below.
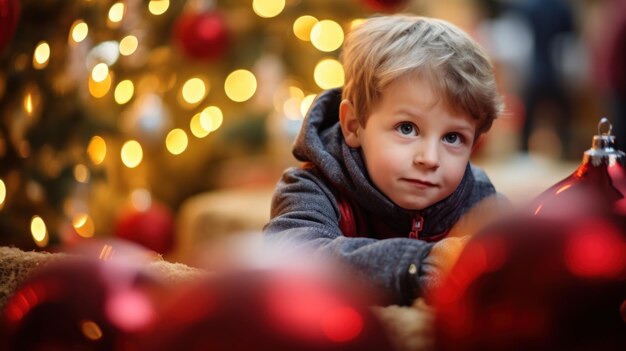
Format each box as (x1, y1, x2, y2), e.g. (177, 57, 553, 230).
(263, 14, 504, 306)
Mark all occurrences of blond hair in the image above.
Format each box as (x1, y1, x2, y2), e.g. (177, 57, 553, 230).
(341, 14, 503, 135)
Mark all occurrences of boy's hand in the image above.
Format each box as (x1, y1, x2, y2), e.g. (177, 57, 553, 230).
(419, 236, 470, 298)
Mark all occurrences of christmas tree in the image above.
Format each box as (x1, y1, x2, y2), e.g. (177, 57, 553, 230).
(0, 0, 415, 251)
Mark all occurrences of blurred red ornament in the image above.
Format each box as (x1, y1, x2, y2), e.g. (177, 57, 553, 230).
(432, 190, 626, 350)
(137, 268, 392, 351)
(114, 202, 175, 255)
(173, 10, 229, 61)
(0, 257, 161, 351)
(0, 0, 20, 53)
(530, 117, 626, 217)
(362, 0, 409, 12)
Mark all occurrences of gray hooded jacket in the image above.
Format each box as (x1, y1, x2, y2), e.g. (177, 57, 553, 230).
(264, 89, 497, 305)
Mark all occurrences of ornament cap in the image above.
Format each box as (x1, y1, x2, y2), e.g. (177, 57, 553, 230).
(583, 117, 625, 167)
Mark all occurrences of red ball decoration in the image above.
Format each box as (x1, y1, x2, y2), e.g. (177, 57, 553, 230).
(114, 202, 175, 255)
(173, 10, 229, 61)
(0, 0, 20, 53)
(529, 118, 626, 217)
(0, 258, 161, 351)
(138, 268, 393, 351)
(432, 192, 626, 350)
(362, 0, 409, 12)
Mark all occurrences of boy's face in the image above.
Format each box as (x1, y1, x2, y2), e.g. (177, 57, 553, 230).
(341, 77, 477, 210)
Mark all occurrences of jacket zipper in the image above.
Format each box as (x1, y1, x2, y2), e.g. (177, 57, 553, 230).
(409, 213, 424, 239)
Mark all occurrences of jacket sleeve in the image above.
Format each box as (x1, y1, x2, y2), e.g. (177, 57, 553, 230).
(263, 167, 436, 306)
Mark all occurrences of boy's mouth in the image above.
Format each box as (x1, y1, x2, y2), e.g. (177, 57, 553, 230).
(402, 178, 439, 188)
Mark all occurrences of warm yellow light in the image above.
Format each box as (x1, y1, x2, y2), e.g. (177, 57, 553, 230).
(31, 216, 48, 247)
(87, 136, 107, 165)
(0, 178, 6, 207)
(91, 63, 109, 82)
(148, 0, 169, 15)
(350, 19, 366, 30)
(73, 213, 95, 238)
(70, 20, 89, 43)
(119, 35, 138, 56)
(310, 20, 344, 52)
(293, 15, 318, 41)
(200, 106, 223, 132)
(121, 140, 143, 168)
(108, 2, 125, 23)
(165, 128, 188, 155)
(74, 164, 90, 183)
(182, 77, 208, 104)
(24, 93, 33, 115)
(114, 80, 134, 104)
(131, 188, 152, 212)
(190, 113, 210, 138)
(252, 0, 285, 18)
(284, 97, 303, 120)
(88, 72, 112, 98)
(301, 94, 317, 117)
(224, 70, 257, 102)
(33, 41, 50, 69)
(314, 58, 344, 89)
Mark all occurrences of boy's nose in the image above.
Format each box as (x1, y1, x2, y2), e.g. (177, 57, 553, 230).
(413, 140, 440, 169)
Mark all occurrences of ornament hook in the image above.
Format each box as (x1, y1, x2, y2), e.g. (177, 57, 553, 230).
(598, 117, 613, 136)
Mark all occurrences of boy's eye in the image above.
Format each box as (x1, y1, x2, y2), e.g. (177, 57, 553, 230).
(443, 133, 464, 145)
(396, 122, 417, 136)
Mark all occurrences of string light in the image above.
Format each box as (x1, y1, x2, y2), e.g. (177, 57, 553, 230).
(31, 216, 48, 248)
(165, 128, 188, 155)
(310, 20, 344, 52)
(293, 15, 318, 41)
(148, 0, 169, 15)
(87, 136, 107, 165)
(121, 140, 143, 168)
(70, 20, 89, 43)
(114, 80, 135, 104)
(119, 35, 138, 56)
(314, 58, 344, 89)
(252, 0, 285, 18)
(224, 70, 257, 102)
(33, 41, 50, 69)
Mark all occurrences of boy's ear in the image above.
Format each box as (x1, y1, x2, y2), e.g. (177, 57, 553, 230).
(339, 99, 361, 148)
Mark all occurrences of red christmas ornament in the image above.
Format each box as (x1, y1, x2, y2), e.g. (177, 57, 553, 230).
(173, 10, 229, 61)
(114, 202, 175, 255)
(530, 118, 626, 217)
(0, 0, 20, 53)
(362, 0, 409, 12)
(432, 190, 626, 350)
(137, 268, 393, 351)
(0, 257, 161, 351)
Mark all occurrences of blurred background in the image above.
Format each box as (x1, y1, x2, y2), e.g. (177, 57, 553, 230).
(0, 0, 624, 261)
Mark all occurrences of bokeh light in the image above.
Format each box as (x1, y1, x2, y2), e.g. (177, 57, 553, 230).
(301, 94, 317, 117)
(114, 80, 134, 104)
(200, 106, 223, 132)
(182, 77, 208, 105)
(293, 15, 318, 41)
(252, 0, 285, 18)
(33, 41, 50, 69)
(108, 2, 125, 23)
(0, 178, 6, 208)
(148, 0, 169, 15)
(119, 35, 138, 56)
(31, 215, 48, 247)
(89, 71, 112, 98)
(70, 20, 89, 43)
(73, 164, 90, 183)
(190, 113, 210, 138)
(92, 63, 109, 82)
(310, 20, 344, 52)
(87, 136, 107, 165)
(121, 140, 143, 168)
(224, 70, 256, 102)
(165, 128, 188, 155)
(73, 213, 96, 238)
(314, 58, 344, 89)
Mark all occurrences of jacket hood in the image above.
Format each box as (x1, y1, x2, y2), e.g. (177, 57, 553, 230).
(292, 89, 493, 236)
